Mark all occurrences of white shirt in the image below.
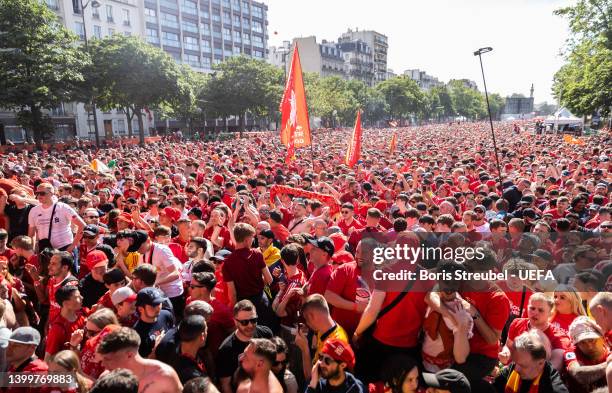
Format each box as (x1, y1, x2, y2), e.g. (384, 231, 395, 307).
(140, 243, 184, 297)
(28, 202, 77, 249)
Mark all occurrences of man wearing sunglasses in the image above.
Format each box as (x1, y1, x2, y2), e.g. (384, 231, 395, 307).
(306, 339, 365, 393)
(337, 203, 363, 237)
(217, 300, 272, 393)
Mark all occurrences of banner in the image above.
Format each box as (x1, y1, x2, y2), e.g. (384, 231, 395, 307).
(285, 125, 295, 164)
(279, 44, 311, 148)
(269, 185, 341, 215)
(90, 159, 110, 173)
(389, 132, 397, 154)
(563, 134, 585, 145)
(345, 110, 362, 168)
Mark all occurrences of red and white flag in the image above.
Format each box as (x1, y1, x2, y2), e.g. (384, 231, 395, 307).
(345, 110, 362, 168)
(280, 43, 311, 148)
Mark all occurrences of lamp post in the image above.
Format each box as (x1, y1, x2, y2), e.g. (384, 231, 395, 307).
(474, 47, 503, 193)
(79, 0, 101, 146)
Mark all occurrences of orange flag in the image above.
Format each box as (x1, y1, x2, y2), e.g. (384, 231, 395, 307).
(563, 134, 585, 145)
(285, 126, 295, 164)
(280, 44, 311, 148)
(389, 132, 397, 154)
(345, 110, 362, 168)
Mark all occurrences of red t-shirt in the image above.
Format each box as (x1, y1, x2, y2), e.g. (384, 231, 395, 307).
(221, 247, 266, 299)
(550, 313, 579, 335)
(306, 264, 333, 296)
(45, 312, 86, 356)
(271, 225, 290, 245)
(206, 298, 235, 356)
(508, 318, 571, 351)
(496, 282, 532, 318)
(337, 218, 364, 237)
(461, 288, 510, 359)
(203, 226, 233, 252)
(6, 358, 48, 393)
(171, 236, 190, 263)
(373, 279, 432, 348)
(213, 268, 230, 307)
(277, 270, 306, 327)
(47, 275, 79, 322)
(95, 291, 116, 312)
(326, 262, 372, 337)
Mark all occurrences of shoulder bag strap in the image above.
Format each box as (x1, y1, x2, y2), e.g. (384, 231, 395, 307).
(47, 203, 58, 240)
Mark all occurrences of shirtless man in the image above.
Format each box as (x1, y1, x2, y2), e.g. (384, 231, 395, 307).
(97, 327, 183, 393)
(236, 338, 283, 393)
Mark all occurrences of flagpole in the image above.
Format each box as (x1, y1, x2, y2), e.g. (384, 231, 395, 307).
(310, 130, 315, 172)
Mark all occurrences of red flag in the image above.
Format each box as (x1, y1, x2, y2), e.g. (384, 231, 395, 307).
(389, 132, 397, 154)
(285, 126, 295, 164)
(280, 44, 311, 148)
(345, 110, 362, 168)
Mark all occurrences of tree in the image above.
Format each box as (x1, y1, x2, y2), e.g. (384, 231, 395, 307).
(0, 0, 87, 149)
(202, 56, 283, 135)
(488, 93, 506, 120)
(307, 76, 358, 126)
(555, 0, 612, 50)
(376, 76, 425, 123)
(448, 80, 487, 120)
(535, 102, 557, 116)
(83, 35, 185, 144)
(553, 38, 612, 116)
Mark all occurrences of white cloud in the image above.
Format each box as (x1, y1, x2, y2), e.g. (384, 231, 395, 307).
(265, 0, 571, 102)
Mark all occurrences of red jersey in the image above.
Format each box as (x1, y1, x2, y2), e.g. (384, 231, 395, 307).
(6, 358, 48, 393)
(337, 218, 364, 237)
(45, 312, 86, 356)
(306, 264, 333, 296)
(47, 275, 79, 322)
(550, 313, 579, 335)
(206, 298, 235, 356)
(508, 318, 571, 351)
(221, 247, 266, 299)
(213, 268, 230, 307)
(496, 282, 532, 318)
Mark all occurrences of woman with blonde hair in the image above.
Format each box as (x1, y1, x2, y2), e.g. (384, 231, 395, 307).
(550, 284, 586, 335)
(48, 350, 93, 393)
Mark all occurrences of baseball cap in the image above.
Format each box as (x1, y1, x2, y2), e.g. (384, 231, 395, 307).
(422, 369, 471, 393)
(136, 287, 165, 307)
(103, 268, 126, 285)
(569, 316, 602, 344)
(307, 236, 335, 257)
(561, 170, 571, 176)
(86, 250, 108, 270)
(160, 207, 181, 223)
(83, 224, 99, 237)
(530, 249, 552, 262)
(8, 327, 41, 346)
(211, 249, 232, 262)
(320, 339, 355, 371)
(589, 204, 601, 211)
(473, 205, 486, 213)
(111, 286, 137, 306)
(259, 229, 274, 239)
(127, 230, 149, 253)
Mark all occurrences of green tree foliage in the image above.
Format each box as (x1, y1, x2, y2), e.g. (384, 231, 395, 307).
(554, 0, 612, 50)
(202, 56, 283, 135)
(488, 93, 506, 121)
(448, 80, 487, 120)
(83, 35, 186, 144)
(376, 76, 425, 122)
(0, 0, 87, 148)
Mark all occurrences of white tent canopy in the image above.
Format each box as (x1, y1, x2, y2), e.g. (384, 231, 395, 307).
(544, 107, 583, 126)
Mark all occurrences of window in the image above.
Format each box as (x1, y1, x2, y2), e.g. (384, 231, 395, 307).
(183, 36, 199, 51)
(252, 34, 262, 47)
(46, 0, 59, 10)
(233, 30, 241, 43)
(242, 32, 250, 45)
(146, 28, 159, 44)
(106, 5, 113, 22)
(232, 0, 240, 8)
(201, 9, 210, 19)
(223, 27, 231, 40)
(252, 21, 262, 33)
(213, 57, 222, 65)
(242, 1, 249, 13)
(185, 54, 200, 66)
(92, 6, 100, 19)
(117, 120, 126, 134)
(132, 119, 140, 132)
(182, 0, 197, 14)
(93, 25, 102, 39)
(161, 12, 179, 28)
(160, 0, 178, 9)
(223, 10, 230, 21)
(233, 14, 241, 28)
(222, 0, 230, 8)
(233, 45, 241, 55)
(122, 9, 130, 26)
(252, 5, 262, 18)
(223, 48, 232, 57)
(212, 9, 221, 22)
(213, 45, 222, 55)
(162, 31, 180, 47)
(72, 0, 81, 14)
(201, 39, 211, 52)
(253, 49, 263, 58)
(200, 22, 211, 35)
(202, 56, 211, 68)
(182, 20, 198, 33)
(212, 25, 221, 39)
(74, 22, 85, 40)
(145, 8, 157, 23)
(108, 27, 115, 35)
(242, 17, 250, 30)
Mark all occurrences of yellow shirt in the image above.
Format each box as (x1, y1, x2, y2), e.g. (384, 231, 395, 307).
(262, 244, 281, 267)
(314, 324, 349, 364)
(124, 252, 140, 273)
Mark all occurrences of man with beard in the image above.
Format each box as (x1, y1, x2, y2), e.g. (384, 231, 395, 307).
(236, 338, 283, 393)
(306, 339, 365, 393)
(133, 287, 175, 358)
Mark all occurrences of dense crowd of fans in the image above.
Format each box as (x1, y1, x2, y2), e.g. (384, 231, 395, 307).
(0, 122, 609, 393)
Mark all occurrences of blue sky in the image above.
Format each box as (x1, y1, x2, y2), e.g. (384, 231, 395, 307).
(266, 0, 572, 103)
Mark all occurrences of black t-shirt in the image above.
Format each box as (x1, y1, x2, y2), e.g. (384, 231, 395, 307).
(5, 204, 33, 241)
(216, 325, 273, 380)
(134, 309, 175, 357)
(176, 353, 207, 384)
(154, 327, 179, 365)
(78, 274, 108, 309)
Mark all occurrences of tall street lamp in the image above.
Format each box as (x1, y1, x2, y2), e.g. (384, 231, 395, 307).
(80, 0, 101, 146)
(474, 47, 503, 193)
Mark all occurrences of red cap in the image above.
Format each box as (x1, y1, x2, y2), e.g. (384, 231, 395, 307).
(486, 180, 497, 188)
(86, 250, 108, 270)
(321, 339, 355, 370)
(213, 174, 224, 185)
(161, 206, 181, 222)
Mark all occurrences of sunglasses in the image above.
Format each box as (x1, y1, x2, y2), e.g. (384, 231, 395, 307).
(273, 357, 287, 367)
(35, 191, 48, 196)
(86, 216, 99, 219)
(235, 317, 258, 326)
(341, 210, 350, 214)
(319, 355, 337, 366)
(189, 284, 206, 289)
